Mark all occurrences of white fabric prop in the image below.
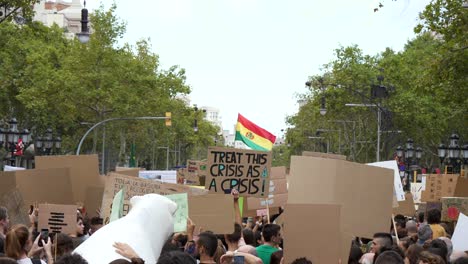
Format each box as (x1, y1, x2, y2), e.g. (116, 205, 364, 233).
(74, 194, 177, 264)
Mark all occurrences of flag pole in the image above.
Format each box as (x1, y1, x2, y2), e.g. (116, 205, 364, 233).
(266, 199, 270, 224)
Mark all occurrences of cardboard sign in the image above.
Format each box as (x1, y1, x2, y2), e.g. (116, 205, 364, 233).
(270, 166, 287, 179)
(114, 168, 141, 177)
(256, 209, 268, 216)
(302, 151, 347, 160)
(441, 197, 468, 222)
(166, 193, 189, 232)
(0, 188, 29, 226)
(188, 194, 234, 234)
(421, 174, 459, 202)
(411, 183, 424, 204)
(454, 177, 468, 197)
(367, 160, 405, 202)
(451, 213, 468, 251)
(393, 193, 416, 217)
(38, 204, 78, 235)
(205, 147, 272, 198)
(35, 155, 103, 204)
(101, 173, 207, 222)
(283, 204, 342, 264)
(185, 160, 207, 185)
(247, 179, 288, 210)
(84, 187, 104, 218)
(139, 170, 177, 184)
(288, 156, 394, 238)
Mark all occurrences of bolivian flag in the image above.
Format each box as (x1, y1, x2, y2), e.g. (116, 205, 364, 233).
(235, 114, 276, 151)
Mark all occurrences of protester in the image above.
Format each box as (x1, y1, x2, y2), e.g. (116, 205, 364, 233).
(196, 232, 219, 264)
(0, 207, 9, 255)
(348, 242, 363, 264)
(88, 217, 103, 236)
(426, 209, 446, 239)
(0, 257, 17, 264)
(70, 216, 85, 249)
(224, 223, 242, 252)
(5, 224, 52, 264)
(437, 237, 452, 261)
(54, 253, 88, 264)
(270, 250, 283, 264)
(157, 251, 196, 264)
(374, 250, 404, 264)
(290, 257, 312, 264)
(418, 225, 433, 245)
(418, 251, 445, 264)
(52, 233, 74, 259)
(426, 239, 448, 264)
(256, 224, 281, 264)
(242, 229, 256, 247)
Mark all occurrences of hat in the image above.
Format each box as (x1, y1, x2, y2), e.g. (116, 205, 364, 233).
(418, 225, 433, 243)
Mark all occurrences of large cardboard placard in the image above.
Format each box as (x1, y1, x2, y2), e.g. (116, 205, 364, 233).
(38, 204, 77, 235)
(205, 146, 272, 198)
(0, 188, 29, 226)
(0, 168, 74, 207)
(247, 180, 288, 210)
(411, 183, 424, 204)
(367, 160, 406, 202)
(421, 174, 459, 202)
(35, 155, 103, 204)
(270, 166, 287, 179)
(302, 151, 347, 160)
(188, 194, 234, 234)
(288, 156, 394, 238)
(441, 197, 468, 222)
(454, 177, 468, 197)
(392, 193, 416, 217)
(185, 160, 207, 185)
(101, 173, 207, 222)
(283, 204, 343, 264)
(114, 168, 141, 177)
(84, 187, 104, 218)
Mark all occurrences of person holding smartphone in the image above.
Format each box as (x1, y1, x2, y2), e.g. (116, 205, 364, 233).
(4, 224, 53, 264)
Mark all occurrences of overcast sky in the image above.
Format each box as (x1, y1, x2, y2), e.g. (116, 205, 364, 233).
(87, 0, 429, 137)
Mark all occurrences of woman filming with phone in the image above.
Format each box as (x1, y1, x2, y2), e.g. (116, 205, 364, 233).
(5, 224, 53, 264)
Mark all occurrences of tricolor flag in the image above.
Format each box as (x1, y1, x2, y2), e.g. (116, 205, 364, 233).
(235, 114, 276, 151)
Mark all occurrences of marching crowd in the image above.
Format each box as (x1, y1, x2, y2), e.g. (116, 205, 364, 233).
(0, 190, 467, 264)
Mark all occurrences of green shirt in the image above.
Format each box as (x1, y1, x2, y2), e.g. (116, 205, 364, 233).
(256, 244, 279, 264)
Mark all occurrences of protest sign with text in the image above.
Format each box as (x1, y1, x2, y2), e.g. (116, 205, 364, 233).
(205, 147, 272, 198)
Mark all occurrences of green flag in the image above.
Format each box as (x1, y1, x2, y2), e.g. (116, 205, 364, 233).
(109, 188, 125, 222)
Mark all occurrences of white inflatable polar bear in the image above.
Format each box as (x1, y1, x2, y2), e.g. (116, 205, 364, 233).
(74, 193, 177, 264)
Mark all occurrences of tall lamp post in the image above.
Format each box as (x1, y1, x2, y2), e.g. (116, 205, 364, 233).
(0, 118, 31, 167)
(396, 138, 423, 191)
(438, 133, 465, 174)
(35, 128, 62, 156)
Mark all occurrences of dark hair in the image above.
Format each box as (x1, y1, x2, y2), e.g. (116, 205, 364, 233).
(375, 250, 404, 264)
(270, 250, 283, 264)
(55, 253, 88, 264)
(5, 225, 29, 260)
(160, 238, 180, 255)
(428, 239, 448, 263)
(242, 228, 255, 246)
(399, 236, 414, 251)
(406, 244, 423, 264)
(54, 233, 74, 258)
(394, 215, 406, 228)
(453, 257, 468, 264)
(427, 209, 442, 224)
(418, 212, 425, 223)
(197, 232, 218, 257)
(109, 259, 131, 264)
(290, 257, 312, 264)
(373, 232, 393, 248)
(158, 251, 196, 264)
(254, 230, 262, 245)
(0, 257, 17, 264)
(0, 207, 7, 222)
(348, 242, 363, 264)
(261, 224, 281, 242)
(226, 223, 242, 243)
(418, 251, 445, 264)
(90, 217, 103, 226)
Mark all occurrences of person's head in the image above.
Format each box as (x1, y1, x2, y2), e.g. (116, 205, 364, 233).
(4, 225, 31, 259)
(54, 233, 74, 258)
(438, 237, 452, 259)
(418, 251, 445, 264)
(0, 207, 9, 233)
(89, 217, 103, 235)
(261, 224, 281, 245)
(374, 250, 404, 264)
(399, 236, 415, 251)
(238, 245, 257, 256)
(428, 239, 448, 263)
(76, 216, 85, 237)
(254, 230, 262, 245)
(427, 209, 442, 225)
(290, 257, 312, 264)
(371, 233, 393, 253)
(225, 223, 242, 244)
(418, 212, 425, 223)
(270, 250, 283, 264)
(348, 242, 363, 264)
(158, 251, 196, 264)
(196, 232, 218, 259)
(407, 220, 418, 234)
(394, 215, 406, 229)
(418, 225, 433, 244)
(0, 257, 17, 264)
(453, 257, 468, 264)
(242, 228, 255, 246)
(55, 253, 88, 264)
(405, 244, 423, 264)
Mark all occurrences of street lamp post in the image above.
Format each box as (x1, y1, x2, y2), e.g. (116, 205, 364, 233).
(35, 128, 62, 156)
(396, 138, 423, 191)
(438, 133, 465, 174)
(0, 118, 31, 167)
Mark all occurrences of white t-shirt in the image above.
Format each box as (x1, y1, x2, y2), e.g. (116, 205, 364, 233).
(17, 258, 47, 264)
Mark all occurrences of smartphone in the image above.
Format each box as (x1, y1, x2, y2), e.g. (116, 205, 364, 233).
(233, 255, 245, 264)
(38, 229, 49, 247)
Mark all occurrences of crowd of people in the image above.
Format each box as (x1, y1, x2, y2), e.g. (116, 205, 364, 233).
(0, 190, 467, 264)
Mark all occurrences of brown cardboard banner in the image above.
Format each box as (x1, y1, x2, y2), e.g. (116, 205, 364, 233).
(188, 194, 234, 234)
(270, 166, 287, 179)
(114, 168, 141, 177)
(393, 193, 416, 217)
(35, 155, 103, 204)
(0, 168, 74, 207)
(84, 187, 104, 218)
(205, 147, 272, 198)
(421, 174, 459, 202)
(185, 160, 207, 185)
(101, 173, 207, 222)
(441, 197, 468, 222)
(302, 151, 347, 160)
(38, 204, 77, 235)
(454, 177, 468, 197)
(288, 156, 394, 239)
(0, 188, 29, 226)
(284, 204, 343, 264)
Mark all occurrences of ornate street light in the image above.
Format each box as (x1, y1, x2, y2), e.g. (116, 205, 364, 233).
(439, 133, 464, 174)
(35, 128, 61, 156)
(76, 0, 90, 44)
(396, 145, 404, 158)
(0, 118, 31, 166)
